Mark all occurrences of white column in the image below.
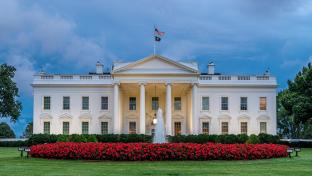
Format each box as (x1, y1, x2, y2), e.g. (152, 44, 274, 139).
(139, 83, 146, 134)
(113, 83, 120, 134)
(166, 82, 172, 136)
(192, 83, 198, 134)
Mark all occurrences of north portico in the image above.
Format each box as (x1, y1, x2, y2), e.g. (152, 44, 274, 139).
(32, 55, 277, 135)
(111, 55, 200, 136)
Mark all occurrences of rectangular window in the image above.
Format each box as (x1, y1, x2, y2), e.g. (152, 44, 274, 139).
(82, 97, 89, 110)
(202, 122, 209, 135)
(43, 122, 50, 134)
(63, 122, 69, 135)
(129, 97, 136, 110)
(174, 122, 182, 136)
(63, 96, 70, 110)
(152, 97, 159, 110)
(260, 122, 267, 133)
(221, 122, 228, 134)
(101, 96, 108, 110)
(241, 122, 248, 134)
(81, 122, 89, 134)
(240, 97, 248, 111)
(202, 97, 209, 110)
(174, 97, 181, 111)
(129, 121, 136, 134)
(43, 96, 51, 110)
(221, 97, 228, 110)
(101, 122, 108, 134)
(260, 97, 267, 110)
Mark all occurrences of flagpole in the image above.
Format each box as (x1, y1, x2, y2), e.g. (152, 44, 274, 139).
(153, 39, 156, 55)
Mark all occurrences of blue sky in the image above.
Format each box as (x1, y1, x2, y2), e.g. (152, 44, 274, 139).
(0, 0, 312, 137)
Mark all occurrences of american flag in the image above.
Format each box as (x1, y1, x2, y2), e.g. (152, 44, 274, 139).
(154, 28, 165, 36)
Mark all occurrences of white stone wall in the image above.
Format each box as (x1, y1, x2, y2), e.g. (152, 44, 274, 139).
(33, 86, 114, 134)
(196, 86, 276, 135)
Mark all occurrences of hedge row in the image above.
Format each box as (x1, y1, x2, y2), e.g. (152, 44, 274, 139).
(0, 133, 281, 147)
(168, 134, 280, 144)
(30, 142, 288, 161)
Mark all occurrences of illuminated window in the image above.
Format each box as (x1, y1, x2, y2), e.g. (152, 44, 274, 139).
(174, 122, 182, 136)
(241, 122, 248, 134)
(101, 122, 108, 134)
(221, 122, 228, 134)
(260, 97, 267, 110)
(202, 122, 209, 134)
(129, 122, 136, 134)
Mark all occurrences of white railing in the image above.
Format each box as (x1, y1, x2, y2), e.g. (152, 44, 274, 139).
(36, 74, 112, 81)
(200, 75, 273, 81)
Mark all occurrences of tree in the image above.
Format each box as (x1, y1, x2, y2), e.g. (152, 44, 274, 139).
(23, 122, 33, 138)
(0, 122, 15, 138)
(278, 62, 312, 138)
(0, 64, 22, 122)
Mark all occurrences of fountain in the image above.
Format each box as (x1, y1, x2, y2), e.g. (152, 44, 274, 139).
(153, 108, 166, 143)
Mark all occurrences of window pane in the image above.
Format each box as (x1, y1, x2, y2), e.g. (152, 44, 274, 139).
(174, 97, 181, 111)
(129, 122, 136, 134)
(260, 97, 267, 110)
(260, 122, 267, 133)
(152, 97, 159, 110)
(221, 122, 228, 134)
(101, 122, 108, 134)
(63, 122, 69, 134)
(101, 96, 108, 110)
(129, 97, 136, 110)
(241, 122, 248, 134)
(174, 122, 182, 136)
(202, 97, 209, 110)
(43, 96, 50, 110)
(202, 122, 209, 134)
(82, 122, 89, 134)
(240, 97, 247, 110)
(82, 97, 89, 110)
(63, 96, 70, 110)
(43, 122, 50, 134)
(221, 97, 228, 110)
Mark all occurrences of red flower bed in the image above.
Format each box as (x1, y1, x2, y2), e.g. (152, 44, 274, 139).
(30, 142, 288, 161)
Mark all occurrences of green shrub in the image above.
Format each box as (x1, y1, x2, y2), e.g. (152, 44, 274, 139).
(258, 133, 279, 144)
(246, 134, 260, 144)
(237, 134, 249, 144)
(57, 135, 69, 142)
(27, 134, 58, 146)
(0, 140, 28, 147)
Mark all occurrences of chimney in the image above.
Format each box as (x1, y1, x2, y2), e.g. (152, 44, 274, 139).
(207, 62, 215, 75)
(96, 61, 104, 74)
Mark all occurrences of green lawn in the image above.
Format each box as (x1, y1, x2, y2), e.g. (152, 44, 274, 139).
(0, 147, 311, 176)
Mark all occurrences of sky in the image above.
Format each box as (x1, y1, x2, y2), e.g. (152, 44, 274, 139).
(0, 0, 312, 137)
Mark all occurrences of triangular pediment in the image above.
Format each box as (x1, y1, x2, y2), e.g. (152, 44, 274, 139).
(112, 55, 199, 75)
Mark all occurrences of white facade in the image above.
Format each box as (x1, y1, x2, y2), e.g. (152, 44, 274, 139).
(32, 55, 277, 135)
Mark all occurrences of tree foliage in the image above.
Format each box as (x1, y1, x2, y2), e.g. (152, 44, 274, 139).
(0, 64, 22, 122)
(278, 63, 312, 138)
(0, 122, 15, 138)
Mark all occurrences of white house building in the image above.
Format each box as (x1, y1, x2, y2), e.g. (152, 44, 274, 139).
(32, 55, 277, 136)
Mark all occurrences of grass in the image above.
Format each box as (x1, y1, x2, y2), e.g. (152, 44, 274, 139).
(0, 147, 312, 176)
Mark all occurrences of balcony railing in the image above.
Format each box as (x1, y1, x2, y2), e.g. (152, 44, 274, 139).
(199, 75, 273, 81)
(36, 74, 112, 81)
